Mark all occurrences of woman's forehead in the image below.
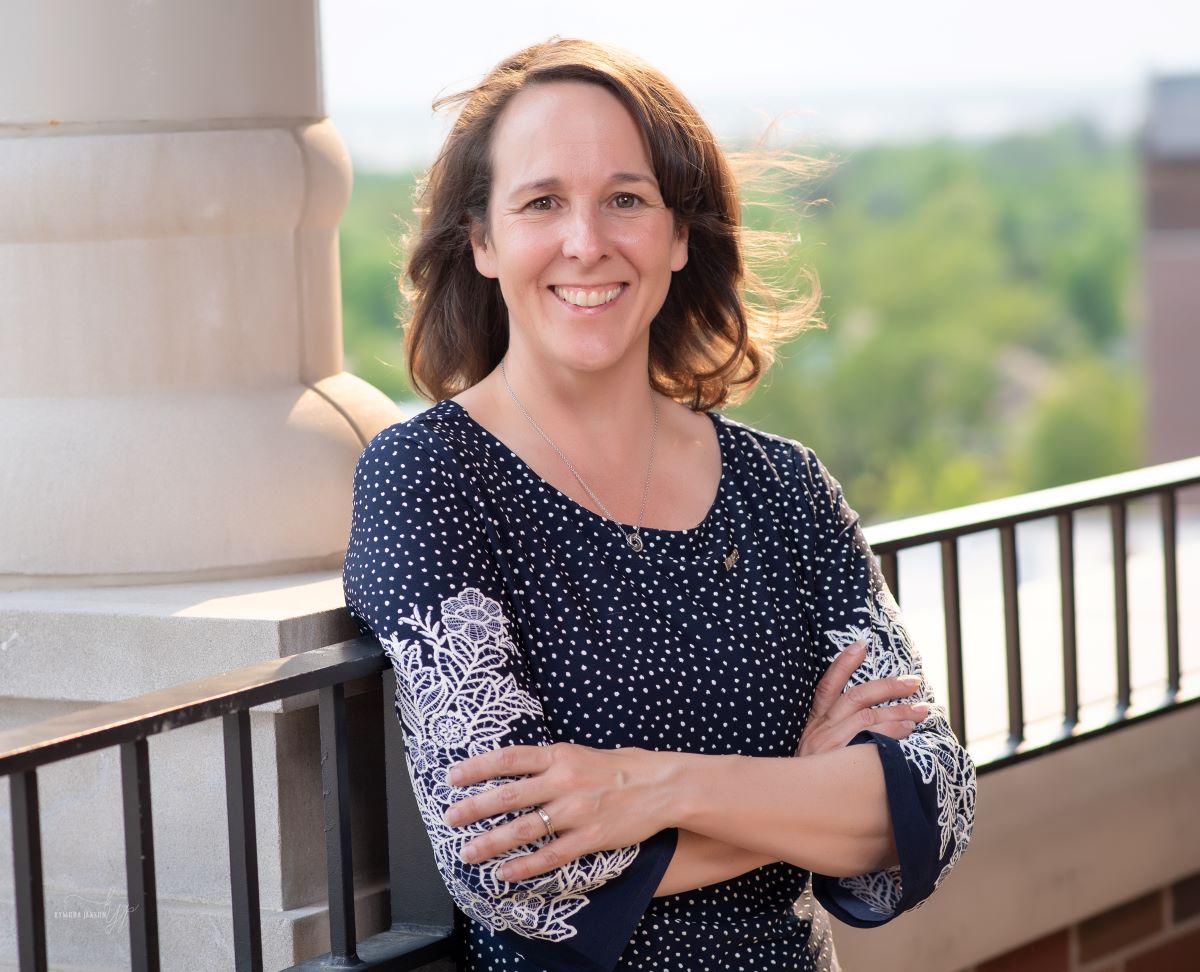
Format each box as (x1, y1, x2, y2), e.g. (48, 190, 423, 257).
(489, 81, 656, 191)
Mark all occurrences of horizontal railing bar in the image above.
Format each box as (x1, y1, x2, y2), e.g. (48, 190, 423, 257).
(0, 638, 385, 777)
(864, 455, 1200, 551)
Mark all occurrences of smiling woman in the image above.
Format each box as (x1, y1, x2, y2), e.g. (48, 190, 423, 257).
(467, 81, 688, 383)
(342, 38, 975, 972)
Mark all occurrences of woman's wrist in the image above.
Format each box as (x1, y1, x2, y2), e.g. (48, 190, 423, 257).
(654, 828, 778, 897)
(645, 748, 708, 831)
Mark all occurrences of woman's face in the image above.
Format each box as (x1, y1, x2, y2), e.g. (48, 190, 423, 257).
(471, 81, 688, 379)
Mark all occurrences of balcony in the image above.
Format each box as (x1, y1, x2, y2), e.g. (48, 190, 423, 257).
(4, 6, 1199, 971)
(4, 458, 1198, 972)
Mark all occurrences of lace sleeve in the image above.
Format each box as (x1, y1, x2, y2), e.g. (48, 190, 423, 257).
(789, 445, 977, 926)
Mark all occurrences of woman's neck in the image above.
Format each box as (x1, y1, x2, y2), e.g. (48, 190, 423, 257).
(492, 349, 661, 462)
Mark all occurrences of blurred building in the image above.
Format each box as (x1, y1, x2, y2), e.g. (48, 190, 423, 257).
(1143, 74, 1200, 463)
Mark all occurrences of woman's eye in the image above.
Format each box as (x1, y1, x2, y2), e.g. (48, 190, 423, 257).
(526, 197, 554, 211)
(613, 193, 640, 209)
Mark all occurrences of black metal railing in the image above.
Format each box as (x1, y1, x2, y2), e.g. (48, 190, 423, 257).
(3, 455, 1198, 970)
(865, 454, 1200, 772)
(0, 640, 456, 972)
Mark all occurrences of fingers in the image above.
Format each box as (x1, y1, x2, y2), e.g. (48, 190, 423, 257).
(444, 775, 546, 827)
(459, 807, 558, 866)
(832, 674, 924, 718)
(838, 700, 930, 739)
(869, 719, 918, 741)
(448, 743, 554, 787)
(810, 641, 867, 720)
(798, 696, 930, 756)
(495, 833, 585, 882)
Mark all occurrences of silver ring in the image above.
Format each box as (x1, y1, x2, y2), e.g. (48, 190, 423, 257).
(534, 806, 555, 839)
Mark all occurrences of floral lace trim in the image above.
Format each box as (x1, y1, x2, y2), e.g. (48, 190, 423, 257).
(379, 587, 640, 941)
(823, 586, 977, 915)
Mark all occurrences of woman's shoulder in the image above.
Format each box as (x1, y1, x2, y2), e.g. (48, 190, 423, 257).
(354, 400, 480, 491)
(708, 410, 821, 481)
(360, 400, 471, 460)
(708, 412, 852, 535)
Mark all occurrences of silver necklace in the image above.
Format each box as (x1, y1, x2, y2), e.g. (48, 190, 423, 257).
(501, 358, 658, 553)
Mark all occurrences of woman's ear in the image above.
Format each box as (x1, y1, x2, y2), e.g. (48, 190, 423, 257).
(470, 220, 499, 279)
(670, 222, 689, 273)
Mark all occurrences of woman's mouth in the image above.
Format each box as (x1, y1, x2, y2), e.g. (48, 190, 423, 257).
(551, 284, 625, 308)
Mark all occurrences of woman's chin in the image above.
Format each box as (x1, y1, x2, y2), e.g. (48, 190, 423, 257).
(541, 330, 652, 374)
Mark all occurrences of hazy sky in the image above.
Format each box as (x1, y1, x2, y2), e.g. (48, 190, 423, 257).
(320, 0, 1200, 168)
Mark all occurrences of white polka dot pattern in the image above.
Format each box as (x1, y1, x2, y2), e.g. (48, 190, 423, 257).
(342, 400, 976, 971)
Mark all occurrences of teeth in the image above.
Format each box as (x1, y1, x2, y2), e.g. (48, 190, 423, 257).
(553, 285, 622, 307)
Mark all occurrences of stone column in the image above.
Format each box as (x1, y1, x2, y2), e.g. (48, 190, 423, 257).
(0, 0, 399, 586)
(0, 3, 426, 970)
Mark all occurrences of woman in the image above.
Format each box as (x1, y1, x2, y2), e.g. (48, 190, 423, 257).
(343, 38, 975, 972)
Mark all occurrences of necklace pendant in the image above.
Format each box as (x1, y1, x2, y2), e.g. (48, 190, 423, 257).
(627, 533, 644, 553)
(723, 546, 739, 572)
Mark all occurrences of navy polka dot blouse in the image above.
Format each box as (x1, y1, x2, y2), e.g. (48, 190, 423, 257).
(342, 399, 976, 971)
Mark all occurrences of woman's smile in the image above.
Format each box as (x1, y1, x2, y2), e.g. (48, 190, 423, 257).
(470, 81, 688, 376)
(550, 283, 627, 311)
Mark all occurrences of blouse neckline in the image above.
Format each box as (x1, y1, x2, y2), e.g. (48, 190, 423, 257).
(434, 398, 731, 545)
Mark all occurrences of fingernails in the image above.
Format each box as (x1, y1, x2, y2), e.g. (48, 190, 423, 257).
(900, 675, 922, 689)
(460, 843, 479, 863)
(902, 721, 916, 732)
(444, 805, 461, 826)
(448, 764, 463, 785)
(846, 642, 867, 656)
(913, 703, 930, 719)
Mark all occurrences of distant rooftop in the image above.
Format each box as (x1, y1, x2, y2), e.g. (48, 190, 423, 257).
(1145, 74, 1200, 158)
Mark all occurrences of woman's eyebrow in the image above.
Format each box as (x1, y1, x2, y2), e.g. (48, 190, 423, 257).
(507, 172, 659, 200)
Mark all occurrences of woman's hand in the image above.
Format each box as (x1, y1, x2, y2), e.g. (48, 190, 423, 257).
(797, 641, 929, 757)
(442, 742, 676, 882)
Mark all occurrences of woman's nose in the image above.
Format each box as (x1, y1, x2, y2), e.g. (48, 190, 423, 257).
(560, 207, 608, 265)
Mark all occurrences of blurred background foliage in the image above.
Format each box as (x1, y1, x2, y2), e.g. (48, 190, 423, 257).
(338, 120, 1142, 523)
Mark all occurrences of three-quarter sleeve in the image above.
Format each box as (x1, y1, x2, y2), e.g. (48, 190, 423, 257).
(342, 423, 676, 972)
(787, 445, 976, 927)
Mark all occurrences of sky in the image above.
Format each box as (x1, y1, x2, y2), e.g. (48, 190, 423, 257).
(319, 0, 1200, 169)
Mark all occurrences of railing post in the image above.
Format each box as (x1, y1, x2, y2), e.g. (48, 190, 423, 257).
(1057, 512, 1079, 732)
(1000, 525, 1024, 750)
(120, 738, 160, 972)
(319, 683, 359, 964)
(880, 550, 900, 604)
(11, 770, 48, 972)
(224, 710, 264, 972)
(1161, 490, 1180, 702)
(1110, 502, 1131, 717)
(940, 537, 967, 744)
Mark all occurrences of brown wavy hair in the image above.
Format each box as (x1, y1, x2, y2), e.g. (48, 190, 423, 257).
(403, 38, 825, 410)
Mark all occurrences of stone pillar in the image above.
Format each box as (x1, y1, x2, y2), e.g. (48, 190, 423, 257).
(0, 3, 425, 969)
(0, 0, 400, 586)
